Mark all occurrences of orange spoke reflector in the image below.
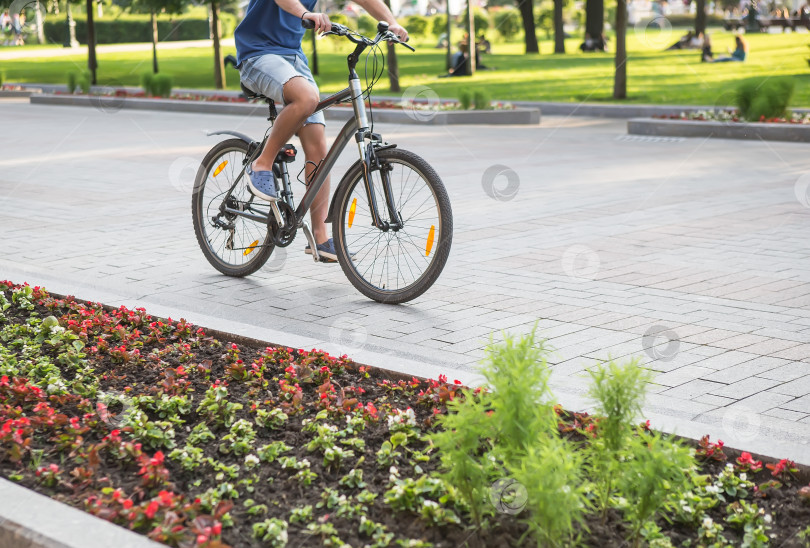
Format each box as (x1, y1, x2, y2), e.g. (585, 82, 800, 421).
(213, 160, 228, 177)
(244, 240, 259, 256)
(348, 198, 357, 228)
(426, 225, 435, 256)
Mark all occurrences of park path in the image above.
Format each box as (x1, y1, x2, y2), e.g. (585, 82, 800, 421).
(0, 38, 235, 60)
(1, 100, 809, 463)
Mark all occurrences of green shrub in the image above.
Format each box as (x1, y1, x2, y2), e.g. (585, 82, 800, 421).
(431, 14, 448, 37)
(473, 91, 490, 110)
(431, 389, 496, 526)
(736, 77, 795, 121)
(357, 14, 377, 36)
(459, 90, 472, 110)
(78, 74, 91, 94)
(493, 9, 521, 40)
(151, 74, 173, 98)
(67, 71, 91, 94)
(43, 14, 236, 45)
(510, 436, 590, 547)
(0, 71, 4, 88)
(329, 13, 350, 28)
(479, 329, 557, 465)
(473, 8, 491, 32)
(586, 360, 652, 519)
(141, 72, 154, 95)
(621, 432, 693, 547)
(404, 15, 430, 37)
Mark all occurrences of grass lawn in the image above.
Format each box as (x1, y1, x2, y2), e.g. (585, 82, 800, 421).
(3, 28, 809, 105)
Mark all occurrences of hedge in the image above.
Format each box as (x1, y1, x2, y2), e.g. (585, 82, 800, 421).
(43, 13, 236, 45)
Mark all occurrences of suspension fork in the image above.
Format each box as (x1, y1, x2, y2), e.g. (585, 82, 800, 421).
(349, 78, 403, 231)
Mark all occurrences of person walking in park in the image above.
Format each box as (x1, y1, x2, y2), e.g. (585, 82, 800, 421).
(234, 0, 408, 262)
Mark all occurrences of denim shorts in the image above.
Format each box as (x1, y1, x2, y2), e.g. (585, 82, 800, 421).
(240, 53, 325, 127)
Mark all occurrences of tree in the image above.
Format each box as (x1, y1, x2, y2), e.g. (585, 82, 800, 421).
(584, 0, 604, 45)
(613, 0, 627, 98)
(383, 0, 399, 92)
(517, 0, 539, 53)
(553, 0, 564, 53)
(694, 0, 706, 35)
(121, 0, 187, 74)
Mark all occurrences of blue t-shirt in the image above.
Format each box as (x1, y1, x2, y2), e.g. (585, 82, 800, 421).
(234, 0, 317, 66)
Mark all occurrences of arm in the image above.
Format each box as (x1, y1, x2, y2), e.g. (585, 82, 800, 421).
(275, 0, 332, 33)
(352, 0, 409, 41)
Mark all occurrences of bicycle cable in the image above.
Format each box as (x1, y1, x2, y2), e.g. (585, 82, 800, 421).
(363, 40, 385, 135)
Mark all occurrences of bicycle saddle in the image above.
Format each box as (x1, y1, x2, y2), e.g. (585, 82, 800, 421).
(240, 81, 266, 100)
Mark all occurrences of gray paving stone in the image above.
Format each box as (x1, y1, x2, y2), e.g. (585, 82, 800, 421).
(762, 408, 809, 422)
(709, 377, 782, 400)
(4, 103, 810, 458)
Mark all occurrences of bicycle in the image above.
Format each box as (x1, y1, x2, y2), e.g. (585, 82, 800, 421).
(192, 21, 453, 305)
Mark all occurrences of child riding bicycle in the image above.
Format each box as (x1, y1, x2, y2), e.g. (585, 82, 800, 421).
(234, 0, 408, 262)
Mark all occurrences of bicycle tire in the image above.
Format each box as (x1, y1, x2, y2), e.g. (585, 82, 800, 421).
(192, 138, 275, 277)
(332, 148, 452, 304)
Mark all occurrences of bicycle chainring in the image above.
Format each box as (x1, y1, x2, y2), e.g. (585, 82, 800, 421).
(271, 201, 298, 247)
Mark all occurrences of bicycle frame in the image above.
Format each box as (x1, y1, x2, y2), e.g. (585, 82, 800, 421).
(215, 31, 404, 252)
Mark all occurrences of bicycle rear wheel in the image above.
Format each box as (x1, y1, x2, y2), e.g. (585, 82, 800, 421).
(192, 138, 275, 277)
(332, 148, 452, 304)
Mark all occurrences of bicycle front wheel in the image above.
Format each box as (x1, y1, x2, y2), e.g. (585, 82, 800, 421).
(332, 148, 452, 304)
(192, 138, 275, 277)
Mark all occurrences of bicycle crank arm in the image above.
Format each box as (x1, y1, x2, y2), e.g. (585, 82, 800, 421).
(269, 202, 285, 229)
(301, 222, 320, 262)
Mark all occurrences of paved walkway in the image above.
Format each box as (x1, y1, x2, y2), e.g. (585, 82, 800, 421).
(1, 101, 809, 463)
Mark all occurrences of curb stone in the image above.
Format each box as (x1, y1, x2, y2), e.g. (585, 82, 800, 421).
(28, 93, 540, 125)
(0, 478, 163, 548)
(627, 117, 810, 143)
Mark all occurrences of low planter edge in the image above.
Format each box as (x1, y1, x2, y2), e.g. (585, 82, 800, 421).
(29, 93, 540, 125)
(628, 117, 810, 143)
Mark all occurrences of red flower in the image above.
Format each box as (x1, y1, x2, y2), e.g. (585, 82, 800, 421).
(123, 499, 133, 509)
(736, 452, 763, 472)
(144, 500, 160, 519)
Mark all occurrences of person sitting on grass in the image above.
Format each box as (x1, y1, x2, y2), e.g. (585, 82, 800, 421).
(234, 0, 407, 262)
(713, 35, 748, 62)
(667, 30, 697, 50)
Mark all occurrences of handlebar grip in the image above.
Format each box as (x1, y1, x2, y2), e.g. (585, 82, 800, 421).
(301, 18, 315, 29)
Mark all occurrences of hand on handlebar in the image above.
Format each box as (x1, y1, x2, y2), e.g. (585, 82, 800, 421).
(388, 23, 408, 43)
(301, 12, 331, 34)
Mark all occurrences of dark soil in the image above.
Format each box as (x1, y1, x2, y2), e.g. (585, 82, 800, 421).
(0, 284, 809, 548)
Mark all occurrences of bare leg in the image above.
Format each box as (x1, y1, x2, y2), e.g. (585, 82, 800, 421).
(298, 123, 330, 245)
(252, 76, 319, 172)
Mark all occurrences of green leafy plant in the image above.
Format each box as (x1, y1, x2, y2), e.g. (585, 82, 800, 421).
(151, 74, 173, 98)
(586, 359, 653, 519)
(459, 90, 472, 110)
(140, 72, 154, 96)
(252, 517, 288, 546)
(621, 431, 694, 548)
(67, 71, 90, 94)
(473, 91, 491, 110)
(736, 78, 795, 121)
(510, 434, 590, 547)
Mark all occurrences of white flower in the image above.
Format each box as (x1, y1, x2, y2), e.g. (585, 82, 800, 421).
(740, 473, 747, 481)
(702, 517, 714, 528)
(764, 514, 772, 524)
(244, 454, 260, 468)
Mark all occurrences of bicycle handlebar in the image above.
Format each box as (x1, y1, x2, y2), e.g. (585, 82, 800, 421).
(301, 19, 414, 51)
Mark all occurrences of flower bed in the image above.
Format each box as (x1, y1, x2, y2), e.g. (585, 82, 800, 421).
(655, 110, 810, 125)
(1, 280, 809, 547)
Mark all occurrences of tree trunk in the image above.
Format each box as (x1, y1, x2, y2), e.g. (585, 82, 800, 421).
(86, 0, 97, 84)
(554, 0, 565, 53)
(383, 0, 399, 92)
(464, 0, 475, 75)
(585, 0, 604, 46)
(64, 3, 78, 47)
(211, 1, 226, 89)
(150, 9, 159, 74)
(97, 0, 102, 18)
(695, 0, 707, 35)
(613, 0, 627, 99)
(517, 0, 539, 54)
(445, 4, 452, 70)
(35, 0, 45, 44)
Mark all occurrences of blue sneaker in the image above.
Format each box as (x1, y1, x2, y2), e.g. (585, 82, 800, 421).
(246, 163, 278, 201)
(305, 238, 338, 262)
